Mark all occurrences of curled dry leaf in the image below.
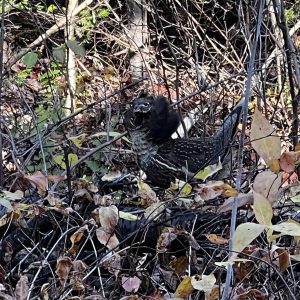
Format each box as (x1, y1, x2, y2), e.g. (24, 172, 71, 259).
(191, 273, 216, 293)
(280, 151, 300, 173)
(217, 193, 253, 213)
(144, 202, 166, 221)
(93, 194, 112, 206)
(121, 276, 141, 293)
(101, 253, 121, 276)
(237, 288, 267, 300)
(205, 234, 228, 245)
(15, 275, 29, 300)
(55, 256, 73, 280)
(69, 225, 88, 254)
(253, 170, 282, 204)
(101, 169, 122, 182)
(99, 205, 118, 232)
(195, 181, 225, 201)
(47, 175, 66, 185)
(169, 256, 188, 276)
(74, 189, 93, 202)
(137, 180, 157, 206)
(250, 107, 281, 165)
(205, 285, 220, 300)
(96, 228, 119, 250)
(23, 171, 48, 194)
(72, 260, 87, 273)
(157, 228, 178, 252)
(196, 181, 237, 201)
(271, 246, 290, 272)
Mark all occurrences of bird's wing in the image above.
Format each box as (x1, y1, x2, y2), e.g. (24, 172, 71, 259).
(158, 138, 221, 174)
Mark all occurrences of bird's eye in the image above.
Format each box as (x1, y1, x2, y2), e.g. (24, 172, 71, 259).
(144, 102, 150, 107)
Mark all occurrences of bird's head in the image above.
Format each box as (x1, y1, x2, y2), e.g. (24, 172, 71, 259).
(132, 96, 155, 114)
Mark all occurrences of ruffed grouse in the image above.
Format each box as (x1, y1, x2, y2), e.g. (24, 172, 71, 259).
(124, 95, 242, 187)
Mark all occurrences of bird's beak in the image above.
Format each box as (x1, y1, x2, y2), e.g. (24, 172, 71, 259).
(132, 103, 151, 114)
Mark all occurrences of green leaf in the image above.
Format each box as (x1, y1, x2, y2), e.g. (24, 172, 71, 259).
(47, 4, 57, 13)
(23, 52, 38, 68)
(53, 46, 65, 63)
(98, 8, 110, 18)
(85, 160, 101, 172)
(68, 134, 87, 148)
(54, 153, 78, 169)
(66, 40, 86, 57)
(195, 158, 222, 181)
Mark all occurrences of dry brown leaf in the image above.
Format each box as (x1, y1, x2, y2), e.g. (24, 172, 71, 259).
(47, 175, 66, 184)
(191, 274, 216, 292)
(280, 151, 300, 173)
(195, 181, 224, 201)
(205, 285, 220, 300)
(169, 256, 188, 276)
(96, 228, 119, 250)
(15, 275, 29, 300)
(74, 188, 93, 202)
(23, 171, 47, 194)
(121, 276, 141, 293)
(250, 107, 281, 164)
(55, 256, 72, 279)
(271, 246, 290, 272)
(137, 180, 157, 206)
(99, 205, 118, 232)
(69, 225, 88, 254)
(205, 234, 228, 245)
(157, 228, 178, 252)
(237, 288, 267, 300)
(218, 193, 253, 213)
(72, 260, 87, 273)
(253, 170, 282, 204)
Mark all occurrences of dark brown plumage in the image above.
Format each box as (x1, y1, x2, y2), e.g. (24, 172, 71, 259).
(124, 95, 242, 187)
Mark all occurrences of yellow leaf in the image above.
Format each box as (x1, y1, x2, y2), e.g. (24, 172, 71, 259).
(174, 276, 194, 298)
(194, 158, 222, 180)
(231, 223, 266, 261)
(252, 191, 273, 226)
(68, 133, 87, 148)
(119, 211, 138, 221)
(103, 66, 115, 81)
(180, 182, 192, 197)
(54, 153, 78, 169)
(270, 222, 300, 236)
(250, 107, 281, 164)
(269, 159, 281, 173)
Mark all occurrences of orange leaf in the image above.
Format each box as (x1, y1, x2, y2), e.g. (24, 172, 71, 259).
(24, 171, 47, 194)
(205, 234, 228, 245)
